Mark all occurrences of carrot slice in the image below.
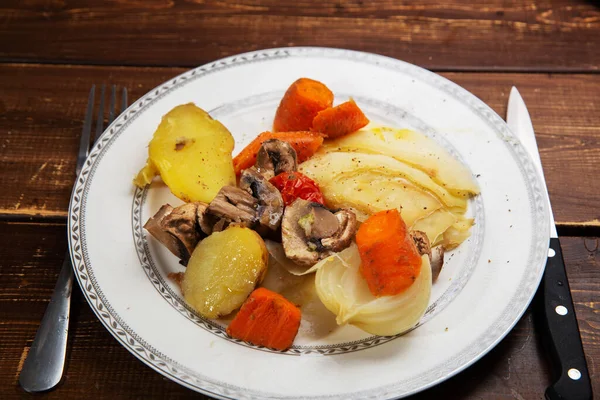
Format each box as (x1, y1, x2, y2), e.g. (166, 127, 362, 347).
(273, 78, 334, 132)
(233, 131, 324, 175)
(311, 99, 369, 139)
(356, 209, 422, 297)
(226, 288, 301, 351)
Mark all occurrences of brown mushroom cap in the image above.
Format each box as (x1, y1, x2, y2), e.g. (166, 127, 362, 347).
(282, 199, 358, 267)
(207, 186, 258, 229)
(255, 139, 298, 180)
(411, 230, 444, 281)
(321, 210, 357, 252)
(144, 202, 203, 264)
(239, 167, 285, 233)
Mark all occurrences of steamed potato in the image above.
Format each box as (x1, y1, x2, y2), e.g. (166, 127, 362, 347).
(182, 227, 268, 319)
(134, 103, 236, 203)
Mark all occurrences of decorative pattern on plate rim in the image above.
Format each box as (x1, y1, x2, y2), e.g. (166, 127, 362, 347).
(132, 91, 485, 354)
(69, 47, 549, 400)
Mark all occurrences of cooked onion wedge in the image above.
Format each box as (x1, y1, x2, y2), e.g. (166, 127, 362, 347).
(314, 244, 432, 336)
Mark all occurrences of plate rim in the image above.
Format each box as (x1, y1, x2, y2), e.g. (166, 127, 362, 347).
(68, 46, 550, 399)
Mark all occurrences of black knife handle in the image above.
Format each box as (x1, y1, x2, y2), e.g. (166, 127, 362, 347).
(540, 237, 593, 400)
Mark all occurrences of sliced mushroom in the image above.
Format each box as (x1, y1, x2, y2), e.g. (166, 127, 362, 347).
(239, 167, 284, 233)
(206, 186, 258, 228)
(282, 199, 358, 267)
(430, 246, 445, 282)
(321, 210, 357, 252)
(144, 202, 201, 264)
(411, 230, 444, 281)
(300, 206, 339, 240)
(255, 139, 297, 180)
(411, 230, 431, 259)
(144, 204, 180, 256)
(196, 201, 215, 235)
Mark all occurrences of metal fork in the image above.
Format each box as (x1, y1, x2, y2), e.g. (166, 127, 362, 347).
(19, 85, 128, 393)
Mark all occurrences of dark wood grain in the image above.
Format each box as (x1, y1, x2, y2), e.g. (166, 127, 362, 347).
(1, 63, 599, 229)
(0, 221, 597, 399)
(0, 0, 599, 70)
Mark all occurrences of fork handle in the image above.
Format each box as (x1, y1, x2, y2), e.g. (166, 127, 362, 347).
(19, 252, 73, 392)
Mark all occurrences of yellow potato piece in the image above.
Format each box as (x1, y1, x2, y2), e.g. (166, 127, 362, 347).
(134, 103, 236, 203)
(182, 227, 268, 319)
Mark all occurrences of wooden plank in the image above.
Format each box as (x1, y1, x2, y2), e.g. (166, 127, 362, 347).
(1, 63, 599, 228)
(0, 221, 598, 398)
(0, 0, 599, 70)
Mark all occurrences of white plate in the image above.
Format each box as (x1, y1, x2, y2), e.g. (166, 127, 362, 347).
(69, 47, 550, 399)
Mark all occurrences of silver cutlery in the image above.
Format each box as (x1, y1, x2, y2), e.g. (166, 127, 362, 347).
(19, 85, 128, 393)
(507, 87, 592, 400)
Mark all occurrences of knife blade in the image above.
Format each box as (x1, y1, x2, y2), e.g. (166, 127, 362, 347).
(507, 87, 593, 400)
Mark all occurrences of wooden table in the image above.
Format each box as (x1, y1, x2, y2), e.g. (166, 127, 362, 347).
(1, 1, 599, 398)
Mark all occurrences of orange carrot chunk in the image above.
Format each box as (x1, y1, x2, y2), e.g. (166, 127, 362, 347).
(356, 209, 422, 297)
(273, 78, 334, 132)
(311, 99, 370, 139)
(233, 131, 324, 175)
(226, 288, 301, 351)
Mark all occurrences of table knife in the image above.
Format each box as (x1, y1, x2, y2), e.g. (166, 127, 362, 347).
(507, 87, 593, 400)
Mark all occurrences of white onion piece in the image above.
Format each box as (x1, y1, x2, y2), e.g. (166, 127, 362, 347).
(315, 244, 432, 336)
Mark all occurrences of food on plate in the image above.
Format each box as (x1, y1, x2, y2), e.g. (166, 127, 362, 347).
(356, 209, 423, 296)
(281, 199, 358, 269)
(182, 226, 268, 319)
(233, 131, 323, 176)
(300, 152, 468, 212)
(273, 78, 333, 132)
(300, 127, 478, 249)
(322, 127, 479, 196)
(314, 243, 432, 336)
(311, 99, 370, 138)
(144, 202, 203, 264)
(134, 103, 236, 203)
(226, 287, 301, 351)
(269, 171, 325, 206)
(139, 77, 480, 348)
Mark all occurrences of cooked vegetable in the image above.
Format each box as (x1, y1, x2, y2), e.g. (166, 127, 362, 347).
(356, 210, 423, 297)
(300, 152, 468, 212)
(134, 103, 236, 203)
(255, 139, 297, 180)
(323, 127, 479, 196)
(312, 99, 369, 138)
(270, 171, 325, 206)
(182, 227, 268, 319)
(273, 78, 333, 132)
(314, 244, 432, 336)
(226, 287, 301, 351)
(281, 199, 357, 269)
(144, 202, 203, 264)
(411, 230, 445, 282)
(239, 167, 285, 233)
(233, 131, 324, 176)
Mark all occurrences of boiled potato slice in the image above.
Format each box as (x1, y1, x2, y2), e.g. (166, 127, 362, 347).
(182, 227, 268, 319)
(323, 127, 480, 196)
(134, 103, 236, 203)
